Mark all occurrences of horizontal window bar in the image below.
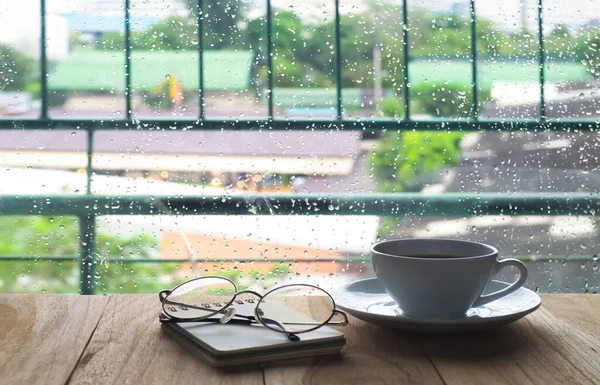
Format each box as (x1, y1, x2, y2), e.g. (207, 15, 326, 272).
(0, 193, 598, 216)
(1, 119, 598, 132)
(0, 255, 592, 263)
(0, 256, 78, 262)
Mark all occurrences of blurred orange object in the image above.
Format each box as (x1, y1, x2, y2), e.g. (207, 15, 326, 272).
(169, 75, 183, 106)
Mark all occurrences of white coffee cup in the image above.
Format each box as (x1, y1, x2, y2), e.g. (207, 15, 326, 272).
(371, 238, 528, 320)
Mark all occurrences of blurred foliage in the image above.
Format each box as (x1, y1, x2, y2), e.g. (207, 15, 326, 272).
(370, 98, 464, 193)
(411, 83, 491, 118)
(247, 11, 303, 59)
(77, 5, 600, 88)
(269, 262, 292, 279)
(143, 79, 174, 110)
(0, 44, 35, 92)
(543, 24, 600, 79)
(577, 28, 600, 79)
(133, 16, 198, 51)
(95, 17, 198, 51)
(279, 174, 293, 187)
(183, 0, 244, 49)
(95, 32, 123, 51)
(319, 10, 404, 90)
(381, 97, 403, 119)
(23, 81, 41, 99)
(370, 130, 464, 193)
(271, 57, 306, 87)
(0, 216, 174, 294)
(247, 11, 310, 87)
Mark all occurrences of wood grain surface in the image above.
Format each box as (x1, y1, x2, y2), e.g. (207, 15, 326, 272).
(1, 293, 599, 385)
(0, 294, 109, 385)
(263, 317, 445, 385)
(420, 294, 600, 385)
(68, 294, 263, 385)
(262, 296, 444, 385)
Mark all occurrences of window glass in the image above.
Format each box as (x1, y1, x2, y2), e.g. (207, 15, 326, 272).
(339, 0, 405, 120)
(271, 0, 337, 120)
(0, 130, 87, 194)
(1, 0, 599, 295)
(543, 0, 600, 120)
(47, 0, 125, 118)
(130, 1, 197, 118)
(203, 0, 268, 119)
(0, 260, 79, 293)
(0, 0, 41, 118)
(476, 0, 540, 120)
(94, 214, 374, 293)
(0, 215, 79, 293)
(408, 0, 472, 119)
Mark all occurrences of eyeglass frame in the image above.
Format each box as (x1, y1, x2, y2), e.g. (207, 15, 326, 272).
(159, 276, 349, 340)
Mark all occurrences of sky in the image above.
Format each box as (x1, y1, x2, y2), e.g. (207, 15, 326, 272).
(1, 0, 600, 32)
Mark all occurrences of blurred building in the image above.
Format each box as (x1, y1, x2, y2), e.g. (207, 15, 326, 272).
(0, 130, 361, 190)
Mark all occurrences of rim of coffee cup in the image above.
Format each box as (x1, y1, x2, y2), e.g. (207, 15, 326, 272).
(371, 238, 498, 261)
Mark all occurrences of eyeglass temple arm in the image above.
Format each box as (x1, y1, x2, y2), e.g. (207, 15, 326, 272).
(159, 290, 234, 314)
(329, 309, 349, 326)
(158, 313, 294, 336)
(262, 309, 349, 327)
(159, 314, 301, 341)
(159, 290, 263, 314)
(159, 314, 255, 325)
(159, 301, 257, 323)
(258, 317, 300, 341)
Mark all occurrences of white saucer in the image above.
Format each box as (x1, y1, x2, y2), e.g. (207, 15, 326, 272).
(334, 278, 541, 332)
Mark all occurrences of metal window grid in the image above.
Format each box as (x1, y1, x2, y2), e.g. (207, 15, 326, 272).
(0, 0, 597, 294)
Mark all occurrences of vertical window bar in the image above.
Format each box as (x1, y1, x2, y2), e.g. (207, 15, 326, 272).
(198, 0, 205, 120)
(469, 0, 478, 120)
(86, 130, 93, 194)
(402, 0, 410, 120)
(79, 214, 96, 295)
(81, 130, 95, 294)
(537, 0, 546, 119)
(335, 0, 342, 120)
(124, 0, 132, 120)
(40, 0, 48, 119)
(266, 0, 274, 119)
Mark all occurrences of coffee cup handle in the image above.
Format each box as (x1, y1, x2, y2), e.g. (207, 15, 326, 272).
(472, 258, 528, 308)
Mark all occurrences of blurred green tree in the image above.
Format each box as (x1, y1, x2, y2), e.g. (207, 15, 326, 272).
(411, 82, 491, 117)
(0, 45, 35, 92)
(0, 216, 174, 294)
(182, 0, 244, 49)
(369, 94, 467, 193)
(577, 27, 600, 78)
(370, 130, 464, 193)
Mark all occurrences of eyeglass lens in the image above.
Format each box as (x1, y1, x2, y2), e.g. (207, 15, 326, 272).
(256, 285, 335, 333)
(163, 277, 236, 320)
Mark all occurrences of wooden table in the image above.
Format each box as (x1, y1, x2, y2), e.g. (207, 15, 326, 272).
(1, 294, 599, 385)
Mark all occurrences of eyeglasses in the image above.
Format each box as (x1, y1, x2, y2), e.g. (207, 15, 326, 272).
(159, 276, 348, 341)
